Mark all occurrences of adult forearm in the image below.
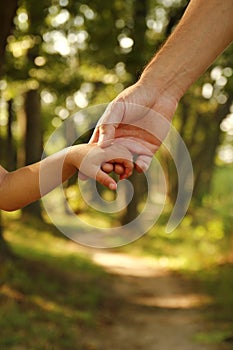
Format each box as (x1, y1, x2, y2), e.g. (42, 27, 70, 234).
(140, 0, 233, 100)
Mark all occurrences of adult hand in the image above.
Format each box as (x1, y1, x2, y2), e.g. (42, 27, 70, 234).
(90, 80, 178, 175)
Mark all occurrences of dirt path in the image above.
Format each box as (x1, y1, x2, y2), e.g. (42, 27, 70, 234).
(84, 251, 218, 350)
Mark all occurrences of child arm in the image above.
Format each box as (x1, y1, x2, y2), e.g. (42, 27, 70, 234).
(0, 143, 133, 211)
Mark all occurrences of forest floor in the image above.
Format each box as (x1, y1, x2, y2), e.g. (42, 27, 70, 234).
(81, 249, 226, 350)
(2, 217, 232, 350)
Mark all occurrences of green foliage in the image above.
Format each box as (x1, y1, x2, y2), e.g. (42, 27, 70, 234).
(205, 164, 233, 237)
(194, 329, 233, 345)
(0, 162, 232, 348)
(0, 184, 231, 349)
(0, 217, 110, 350)
(1, 0, 232, 207)
(117, 165, 233, 268)
(1, 4, 232, 346)
(197, 264, 233, 322)
(0, 0, 232, 261)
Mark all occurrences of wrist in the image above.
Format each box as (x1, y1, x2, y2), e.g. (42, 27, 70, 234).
(139, 59, 188, 103)
(63, 146, 80, 176)
(137, 66, 182, 121)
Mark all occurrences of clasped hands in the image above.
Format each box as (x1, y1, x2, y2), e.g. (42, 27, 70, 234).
(80, 82, 177, 185)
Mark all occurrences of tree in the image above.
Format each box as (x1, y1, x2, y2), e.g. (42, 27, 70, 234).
(22, 89, 43, 217)
(0, 0, 18, 74)
(0, 0, 19, 256)
(119, 0, 149, 224)
(1, 0, 232, 230)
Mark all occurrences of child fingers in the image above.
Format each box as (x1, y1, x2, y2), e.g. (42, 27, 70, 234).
(120, 158, 133, 179)
(102, 162, 125, 176)
(101, 162, 114, 173)
(96, 169, 117, 190)
(113, 163, 125, 175)
(102, 162, 131, 179)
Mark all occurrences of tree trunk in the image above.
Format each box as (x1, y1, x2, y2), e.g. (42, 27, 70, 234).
(0, 211, 13, 261)
(125, 0, 148, 79)
(120, 0, 148, 225)
(0, 0, 18, 75)
(22, 89, 43, 218)
(0, 101, 17, 258)
(7, 99, 17, 171)
(0, 0, 18, 258)
(0, 119, 6, 254)
(193, 97, 233, 201)
(121, 172, 147, 225)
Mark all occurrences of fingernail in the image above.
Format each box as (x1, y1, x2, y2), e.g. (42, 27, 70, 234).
(109, 183, 117, 190)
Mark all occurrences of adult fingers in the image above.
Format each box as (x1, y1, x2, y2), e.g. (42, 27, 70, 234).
(134, 155, 153, 173)
(114, 137, 155, 157)
(78, 171, 88, 181)
(96, 101, 125, 145)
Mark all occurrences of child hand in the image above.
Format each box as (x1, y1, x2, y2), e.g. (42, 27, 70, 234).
(69, 143, 133, 190)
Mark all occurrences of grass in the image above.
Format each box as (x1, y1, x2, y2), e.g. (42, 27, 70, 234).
(118, 164, 233, 345)
(0, 216, 115, 350)
(1, 211, 233, 349)
(0, 164, 232, 349)
(191, 262, 233, 346)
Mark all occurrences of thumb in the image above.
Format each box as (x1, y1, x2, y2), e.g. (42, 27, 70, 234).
(96, 100, 125, 145)
(98, 124, 116, 146)
(96, 169, 117, 190)
(89, 127, 99, 144)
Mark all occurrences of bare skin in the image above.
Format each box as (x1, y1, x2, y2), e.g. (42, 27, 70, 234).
(0, 143, 133, 211)
(91, 0, 233, 175)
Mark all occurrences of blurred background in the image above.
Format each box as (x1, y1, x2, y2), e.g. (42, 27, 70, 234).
(0, 0, 233, 349)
